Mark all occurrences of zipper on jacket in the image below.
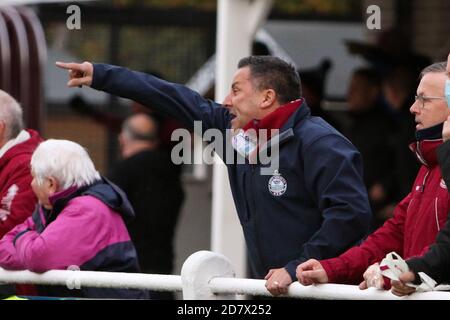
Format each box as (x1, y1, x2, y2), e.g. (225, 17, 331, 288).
(435, 197, 441, 231)
(416, 170, 429, 193)
(415, 141, 428, 167)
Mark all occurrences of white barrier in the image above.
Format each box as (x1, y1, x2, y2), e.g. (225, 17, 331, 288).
(0, 269, 182, 292)
(209, 277, 450, 300)
(181, 250, 235, 299)
(0, 250, 449, 300)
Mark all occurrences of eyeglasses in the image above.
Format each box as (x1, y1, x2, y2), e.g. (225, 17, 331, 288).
(414, 94, 446, 110)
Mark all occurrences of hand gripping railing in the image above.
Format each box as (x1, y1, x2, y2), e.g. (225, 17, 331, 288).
(0, 250, 449, 300)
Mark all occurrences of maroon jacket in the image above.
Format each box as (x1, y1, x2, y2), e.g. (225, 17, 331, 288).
(321, 138, 450, 284)
(0, 129, 42, 238)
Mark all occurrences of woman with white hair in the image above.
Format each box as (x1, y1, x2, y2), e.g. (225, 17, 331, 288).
(0, 139, 148, 299)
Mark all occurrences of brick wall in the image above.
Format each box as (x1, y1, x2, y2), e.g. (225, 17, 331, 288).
(361, 0, 450, 61)
(362, 0, 396, 42)
(412, 0, 450, 61)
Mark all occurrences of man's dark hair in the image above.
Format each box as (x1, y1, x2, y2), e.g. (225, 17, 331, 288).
(352, 68, 382, 87)
(420, 61, 447, 79)
(238, 56, 301, 104)
(383, 66, 418, 94)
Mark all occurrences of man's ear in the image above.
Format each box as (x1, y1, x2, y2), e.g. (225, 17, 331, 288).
(0, 121, 6, 145)
(445, 79, 450, 108)
(261, 89, 277, 109)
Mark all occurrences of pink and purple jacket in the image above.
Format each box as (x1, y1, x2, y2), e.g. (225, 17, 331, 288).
(0, 178, 148, 299)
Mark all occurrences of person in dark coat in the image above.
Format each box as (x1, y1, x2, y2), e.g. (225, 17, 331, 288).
(344, 68, 397, 228)
(297, 59, 341, 132)
(377, 66, 421, 222)
(55, 56, 372, 297)
(109, 113, 184, 299)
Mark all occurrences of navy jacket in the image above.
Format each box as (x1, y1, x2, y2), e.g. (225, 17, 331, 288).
(91, 64, 372, 280)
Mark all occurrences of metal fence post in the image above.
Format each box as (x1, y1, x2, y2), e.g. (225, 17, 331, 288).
(181, 250, 236, 300)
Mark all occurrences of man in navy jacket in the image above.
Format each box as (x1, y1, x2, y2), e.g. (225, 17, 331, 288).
(56, 56, 371, 295)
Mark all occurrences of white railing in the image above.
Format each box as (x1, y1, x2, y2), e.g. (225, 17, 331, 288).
(0, 250, 449, 300)
(0, 269, 182, 292)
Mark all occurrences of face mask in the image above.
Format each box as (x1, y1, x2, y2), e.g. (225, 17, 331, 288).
(446, 79, 450, 108)
(231, 129, 258, 158)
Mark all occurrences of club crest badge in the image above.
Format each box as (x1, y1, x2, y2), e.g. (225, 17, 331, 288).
(268, 170, 287, 196)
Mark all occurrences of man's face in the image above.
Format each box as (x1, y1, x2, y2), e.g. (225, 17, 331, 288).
(223, 67, 263, 129)
(410, 72, 449, 130)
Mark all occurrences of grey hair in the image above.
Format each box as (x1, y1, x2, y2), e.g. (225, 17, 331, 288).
(0, 90, 24, 140)
(420, 61, 447, 78)
(31, 139, 101, 190)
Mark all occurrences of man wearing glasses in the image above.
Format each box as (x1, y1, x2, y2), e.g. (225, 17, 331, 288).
(295, 58, 450, 293)
(388, 55, 450, 296)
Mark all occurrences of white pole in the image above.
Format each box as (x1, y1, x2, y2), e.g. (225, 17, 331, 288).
(0, 267, 182, 292)
(209, 277, 450, 300)
(213, 0, 273, 279)
(181, 250, 235, 300)
(1, 251, 449, 300)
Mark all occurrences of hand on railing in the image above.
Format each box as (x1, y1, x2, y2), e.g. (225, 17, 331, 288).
(264, 268, 292, 296)
(359, 263, 384, 290)
(391, 272, 417, 296)
(295, 259, 328, 285)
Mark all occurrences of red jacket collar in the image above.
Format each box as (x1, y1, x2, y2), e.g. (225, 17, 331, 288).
(0, 129, 42, 169)
(243, 99, 303, 136)
(409, 139, 443, 167)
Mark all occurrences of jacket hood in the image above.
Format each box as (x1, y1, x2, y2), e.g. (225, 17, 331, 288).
(49, 177, 135, 222)
(83, 178, 135, 221)
(409, 139, 442, 167)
